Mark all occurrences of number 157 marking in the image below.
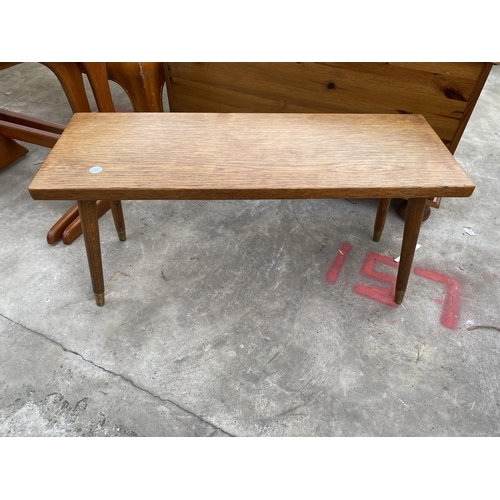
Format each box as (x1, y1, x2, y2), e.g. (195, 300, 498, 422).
(326, 242, 462, 329)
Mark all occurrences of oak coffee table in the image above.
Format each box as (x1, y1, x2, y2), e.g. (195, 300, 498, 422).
(28, 113, 475, 306)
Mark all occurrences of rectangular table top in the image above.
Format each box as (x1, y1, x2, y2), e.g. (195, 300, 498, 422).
(28, 113, 475, 201)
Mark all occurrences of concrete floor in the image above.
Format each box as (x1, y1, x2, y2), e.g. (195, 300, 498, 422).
(0, 63, 499, 437)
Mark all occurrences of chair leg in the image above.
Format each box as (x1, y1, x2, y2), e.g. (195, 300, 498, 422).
(47, 203, 79, 244)
(0, 135, 28, 170)
(80, 62, 115, 112)
(41, 62, 92, 113)
(106, 62, 165, 112)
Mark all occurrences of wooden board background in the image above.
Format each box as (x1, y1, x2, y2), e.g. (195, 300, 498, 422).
(164, 62, 492, 154)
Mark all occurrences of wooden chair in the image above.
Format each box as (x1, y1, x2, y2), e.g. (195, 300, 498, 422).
(44, 63, 165, 244)
(0, 62, 166, 244)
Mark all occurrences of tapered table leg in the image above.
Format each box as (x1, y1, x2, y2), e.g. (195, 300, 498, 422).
(395, 197, 427, 304)
(78, 200, 105, 306)
(110, 200, 126, 241)
(373, 198, 391, 242)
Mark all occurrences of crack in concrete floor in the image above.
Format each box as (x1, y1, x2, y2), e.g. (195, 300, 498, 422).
(0, 313, 234, 437)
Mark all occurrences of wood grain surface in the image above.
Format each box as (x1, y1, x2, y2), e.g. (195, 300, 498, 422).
(28, 113, 475, 201)
(165, 62, 492, 151)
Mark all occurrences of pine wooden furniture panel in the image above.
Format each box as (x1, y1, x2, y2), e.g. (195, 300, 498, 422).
(29, 113, 475, 306)
(165, 62, 491, 153)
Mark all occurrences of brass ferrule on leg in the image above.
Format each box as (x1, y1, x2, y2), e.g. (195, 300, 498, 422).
(118, 230, 126, 241)
(395, 290, 405, 304)
(373, 230, 382, 242)
(95, 293, 105, 306)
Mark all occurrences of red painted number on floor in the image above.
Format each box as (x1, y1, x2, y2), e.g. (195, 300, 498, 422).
(413, 267, 461, 329)
(325, 242, 352, 284)
(353, 252, 399, 308)
(325, 244, 463, 329)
